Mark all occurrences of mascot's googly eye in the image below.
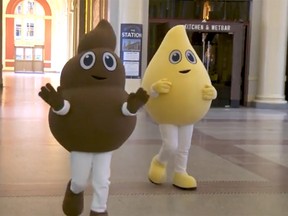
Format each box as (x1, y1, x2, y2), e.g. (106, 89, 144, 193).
(80, 51, 96, 70)
(103, 52, 117, 71)
(186, 50, 197, 64)
(169, 50, 182, 64)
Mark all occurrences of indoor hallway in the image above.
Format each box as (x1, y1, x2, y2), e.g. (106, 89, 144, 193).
(0, 73, 288, 216)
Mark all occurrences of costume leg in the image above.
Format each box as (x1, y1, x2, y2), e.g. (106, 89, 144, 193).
(70, 151, 93, 193)
(174, 124, 194, 173)
(148, 124, 178, 184)
(90, 151, 113, 213)
(63, 151, 93, 215)
(157, 124, 178, 163)
(172, 124, 197, 190)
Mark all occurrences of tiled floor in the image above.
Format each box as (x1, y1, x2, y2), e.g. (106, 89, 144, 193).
(0, 73, 288, 216)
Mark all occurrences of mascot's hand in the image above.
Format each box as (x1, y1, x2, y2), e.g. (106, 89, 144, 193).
(127, 88, 149, 113)
(202, 84, 217, 100)
(39, 83, 65, 111)
(151, 79, 172, 94)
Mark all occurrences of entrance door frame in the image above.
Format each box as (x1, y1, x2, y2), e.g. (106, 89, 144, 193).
(285, 36, 288, 100)
(150, 19, 247, 107)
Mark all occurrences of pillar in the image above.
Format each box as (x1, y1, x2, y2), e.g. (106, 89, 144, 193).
(108, 0, 149, 77)
(0, 0, 3, 88)
(254, 0, 288, 108)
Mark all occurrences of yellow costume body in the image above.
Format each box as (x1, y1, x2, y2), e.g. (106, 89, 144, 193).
(142, 25, 217, 189)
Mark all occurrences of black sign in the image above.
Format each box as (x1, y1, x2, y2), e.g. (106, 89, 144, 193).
(185, 23, 232, 32)
(120, 24, 143, 78)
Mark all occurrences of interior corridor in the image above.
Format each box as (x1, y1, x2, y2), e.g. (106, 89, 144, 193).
(0, 73, 288, 216)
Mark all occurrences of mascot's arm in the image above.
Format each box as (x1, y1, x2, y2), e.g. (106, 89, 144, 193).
(150, 78, 172, 97)
(202, 84, 217, 100)
(38, 83, 70, 115)
(122, 88, 149, 115)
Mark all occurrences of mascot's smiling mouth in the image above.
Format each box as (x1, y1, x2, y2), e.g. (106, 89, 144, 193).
(179, 69, 191, 74)
(92, 75, 107, 80)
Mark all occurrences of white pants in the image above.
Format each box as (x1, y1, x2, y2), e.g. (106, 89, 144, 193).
(70, 151, 113, 213)
(157, 124, 194, 173)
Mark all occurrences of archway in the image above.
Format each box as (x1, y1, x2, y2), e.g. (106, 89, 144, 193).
(5, 0, 52, 71)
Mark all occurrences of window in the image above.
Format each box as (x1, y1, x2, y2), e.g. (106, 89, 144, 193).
(16, 5, 22, 14)
(149, 0, 252, 22)
(26, 22, 34, 37)
(16, 24, 22, 37)
(27, 1, 34, 14)
(14, 0, 45, 43)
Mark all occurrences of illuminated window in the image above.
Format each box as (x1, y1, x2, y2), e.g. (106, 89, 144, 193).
(27, 1, 34, 14)
(16, 5, 22, 14)
(26, 22, 34, 37)
(16, 24, 22, 37)
(14, 0, 45, 43)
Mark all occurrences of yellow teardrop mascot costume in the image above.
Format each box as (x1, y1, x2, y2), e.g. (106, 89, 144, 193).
(39, 20, 148, 216)
(142, 25, 217, 189)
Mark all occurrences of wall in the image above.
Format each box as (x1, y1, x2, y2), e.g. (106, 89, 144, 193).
(49, 0, 69, 72)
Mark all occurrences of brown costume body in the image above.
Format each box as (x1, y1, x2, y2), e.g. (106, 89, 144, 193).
(49, 87, 136, 152)
(40, 21, 147, 153)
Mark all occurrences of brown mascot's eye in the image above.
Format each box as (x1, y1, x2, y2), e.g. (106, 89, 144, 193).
(103, 52, 117, 71)
(80, 51, 96, 70)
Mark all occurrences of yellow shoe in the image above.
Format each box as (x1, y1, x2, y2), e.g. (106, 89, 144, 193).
(173, 172, 197, 190)
(148, 156, 167, 184)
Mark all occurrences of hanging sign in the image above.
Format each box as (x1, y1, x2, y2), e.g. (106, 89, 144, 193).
(185, 23, 232, 32)
(120, 24, 143, 78)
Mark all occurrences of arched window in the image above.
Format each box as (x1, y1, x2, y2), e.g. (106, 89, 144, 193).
(5, 0, 52, 71)
(14, 0, 45, 45)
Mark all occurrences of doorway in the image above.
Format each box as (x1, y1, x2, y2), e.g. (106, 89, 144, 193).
(189, 32, 233, 107)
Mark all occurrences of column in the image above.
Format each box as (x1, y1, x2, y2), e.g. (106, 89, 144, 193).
(254, 0, 288, 108)
(108, 0, 149, 77)
(0, 0, 3, 88)
(107, 0, 149, 92)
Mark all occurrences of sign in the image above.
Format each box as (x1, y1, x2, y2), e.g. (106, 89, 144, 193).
(120, 24, 143, 78)
(185, 23, 232, 32)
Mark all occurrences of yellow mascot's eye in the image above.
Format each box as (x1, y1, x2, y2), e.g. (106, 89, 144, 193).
(169, 50, 182, 64)
(186, 50, 197, 64)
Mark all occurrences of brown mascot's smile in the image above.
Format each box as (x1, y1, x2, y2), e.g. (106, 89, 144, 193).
(92, 75, 107, 80)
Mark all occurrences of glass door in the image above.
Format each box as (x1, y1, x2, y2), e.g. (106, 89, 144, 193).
(188, 32, 233, 107)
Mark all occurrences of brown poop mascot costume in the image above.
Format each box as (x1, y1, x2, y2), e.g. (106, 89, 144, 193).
(39, 20, 149, 216)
